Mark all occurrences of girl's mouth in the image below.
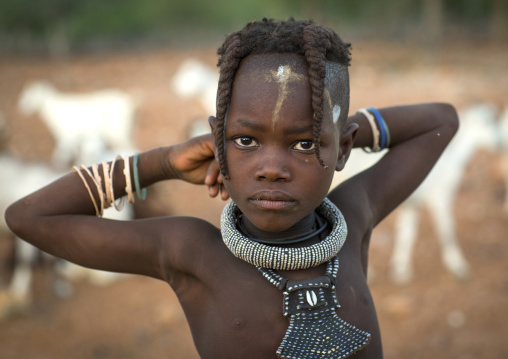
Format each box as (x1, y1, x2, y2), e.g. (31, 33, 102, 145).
(249, 191, 296, 210)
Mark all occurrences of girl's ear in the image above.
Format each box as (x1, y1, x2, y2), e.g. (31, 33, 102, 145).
(208, 116, 217, 133)
(335, 123, 358, 171)
(208, 116, 219, 158)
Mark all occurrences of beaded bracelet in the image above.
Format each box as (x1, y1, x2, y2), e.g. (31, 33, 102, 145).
(357, 108, 380, 152)
(123, 155, 135, 204)
(109, 156, 126, 211)
(74, 155, 138, 215)
(73, 166, 100, 216)
(367, 107, 391, 149)
(102, 161, 113, 205)
(92, 163, 110, 212)
(358, 107, 391, 152)
(133, 153, 147, 200)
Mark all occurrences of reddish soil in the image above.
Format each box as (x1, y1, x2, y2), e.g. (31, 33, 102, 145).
(0, 41, 507, 358)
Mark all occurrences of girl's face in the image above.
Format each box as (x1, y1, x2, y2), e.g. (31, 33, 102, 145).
(216, 54, 346, 233)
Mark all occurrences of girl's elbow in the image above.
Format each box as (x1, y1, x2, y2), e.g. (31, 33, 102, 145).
(4, 201, 28, 238)
(435, 103, 460, 135)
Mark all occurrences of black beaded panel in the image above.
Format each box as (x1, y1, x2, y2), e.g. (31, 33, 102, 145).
(258, 257, 371, 359)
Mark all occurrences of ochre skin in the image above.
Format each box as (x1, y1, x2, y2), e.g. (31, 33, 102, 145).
(5, 53, 459, 358)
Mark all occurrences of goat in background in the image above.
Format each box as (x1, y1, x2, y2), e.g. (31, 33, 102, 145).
(0, 114, 135, 320)
(171, 58, 219, 117)
(17, 80, 139, 169)
(333, 104, 500, 284)
(171, 58, 219, 138)
(499, 106, 508, 215)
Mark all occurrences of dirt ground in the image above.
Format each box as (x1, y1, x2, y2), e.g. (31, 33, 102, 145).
(0, 40, 507, 358)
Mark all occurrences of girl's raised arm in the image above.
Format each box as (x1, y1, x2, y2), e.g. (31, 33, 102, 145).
(329, 102, 459, 227)
(5, 134, 221, 279)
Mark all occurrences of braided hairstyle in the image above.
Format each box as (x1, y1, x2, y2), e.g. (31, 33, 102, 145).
(216, 18, 352, 179)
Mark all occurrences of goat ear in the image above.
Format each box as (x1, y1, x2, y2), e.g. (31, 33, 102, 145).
(335, 123, 358, 171)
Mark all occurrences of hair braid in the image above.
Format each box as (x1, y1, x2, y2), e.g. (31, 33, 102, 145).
(215, 33, 247, 179)
(216, 18, 351, 178)
(302, 24, 331, 169)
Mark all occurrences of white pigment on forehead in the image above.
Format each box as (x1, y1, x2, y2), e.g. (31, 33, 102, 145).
(323, 88, 341, 124)
(276, 65, 291, 82)
(325, 61, 349, 125)
(264, 64, 306, 130)
(333, 105, 341, 124)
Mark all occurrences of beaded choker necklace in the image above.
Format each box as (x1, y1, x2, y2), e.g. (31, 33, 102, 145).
(220, 198, 347, 271)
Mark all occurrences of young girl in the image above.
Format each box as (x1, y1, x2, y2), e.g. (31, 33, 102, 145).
(5, 18, 458, 358)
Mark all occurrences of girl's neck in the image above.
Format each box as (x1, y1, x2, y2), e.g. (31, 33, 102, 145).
(236, 210, 329, 245)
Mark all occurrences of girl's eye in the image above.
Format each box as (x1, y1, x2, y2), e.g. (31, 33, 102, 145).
(293, 140, 315, 151)
(234, 137, 259, 148)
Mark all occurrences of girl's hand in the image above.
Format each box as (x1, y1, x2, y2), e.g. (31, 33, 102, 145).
(165, 133, 229, 200)
(205, 158, 229, 201)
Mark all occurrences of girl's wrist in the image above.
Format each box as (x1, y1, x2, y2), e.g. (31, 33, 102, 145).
(136, 147, 177, 185)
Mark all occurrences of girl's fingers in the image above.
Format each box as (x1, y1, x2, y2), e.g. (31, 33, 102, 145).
(205, 160, 224, 198)
(205, 160, 229, 200)
(205, 160, 220, 186)
(220, 185, 230, 201)
(208, 184, 219, 198)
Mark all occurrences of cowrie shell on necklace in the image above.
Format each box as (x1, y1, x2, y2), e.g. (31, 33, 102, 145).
(306, 290, 318, 306)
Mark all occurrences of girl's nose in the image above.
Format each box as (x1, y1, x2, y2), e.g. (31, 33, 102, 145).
(254, 151, 291, 182)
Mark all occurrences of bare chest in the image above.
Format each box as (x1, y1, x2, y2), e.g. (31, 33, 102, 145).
(173, 248, 380, 358)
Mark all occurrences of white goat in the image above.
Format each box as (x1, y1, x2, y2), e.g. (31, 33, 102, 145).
(0, 143, 134, 319)
(499, 106, 508, 214)
(17, 81, 138, 169)
(333, 104, 499, 284)
(171, 58, 219, 116)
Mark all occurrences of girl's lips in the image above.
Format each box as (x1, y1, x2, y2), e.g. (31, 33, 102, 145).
(249, 191, 296, 210)
(250, 199, 295, 210)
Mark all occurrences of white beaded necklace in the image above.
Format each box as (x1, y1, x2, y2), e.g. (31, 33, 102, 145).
(220, 197, 347, 270)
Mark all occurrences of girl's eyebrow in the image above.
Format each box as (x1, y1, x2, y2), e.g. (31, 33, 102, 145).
(289, 124, 314, 134)
(230, 118, 314, 134)
(230, 118, 265, 131)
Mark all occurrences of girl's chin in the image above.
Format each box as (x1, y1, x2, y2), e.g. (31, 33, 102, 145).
(241, 215, 299, 234)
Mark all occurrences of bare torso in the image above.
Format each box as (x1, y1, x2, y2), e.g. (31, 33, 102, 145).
(163, 203, 382, 359)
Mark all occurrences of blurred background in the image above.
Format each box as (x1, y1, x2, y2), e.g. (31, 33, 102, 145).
(0, 1, 507, 358)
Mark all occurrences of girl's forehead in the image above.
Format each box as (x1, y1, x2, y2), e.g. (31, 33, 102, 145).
(230, 55, 312, 129)
(232, 54, 344, 128)
(236, 54, 309, 80)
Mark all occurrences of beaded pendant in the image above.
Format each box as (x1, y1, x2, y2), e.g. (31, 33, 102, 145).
(258, 257, 371, 359)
